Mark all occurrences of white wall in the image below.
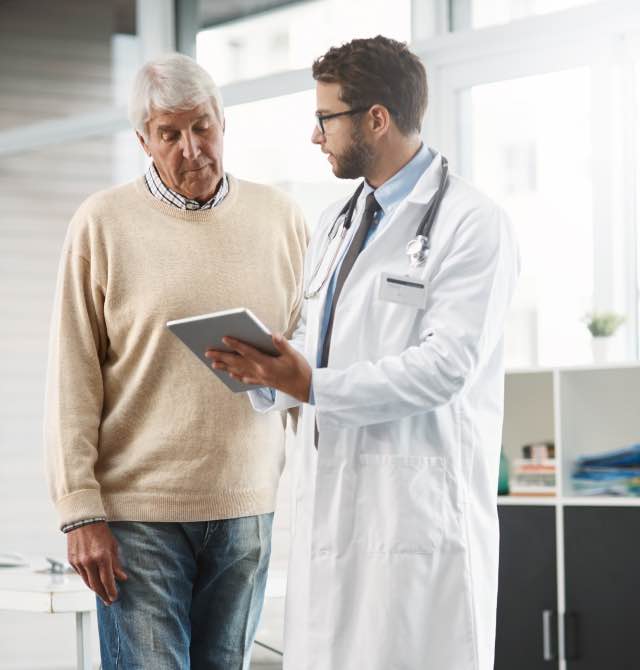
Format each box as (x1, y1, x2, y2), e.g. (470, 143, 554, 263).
(0, 3, 131, 666)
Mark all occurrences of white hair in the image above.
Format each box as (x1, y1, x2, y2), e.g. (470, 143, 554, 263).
(128, 53, 224, 139)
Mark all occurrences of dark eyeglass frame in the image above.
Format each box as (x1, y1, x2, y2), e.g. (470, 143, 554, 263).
(315, 107, 370, 134)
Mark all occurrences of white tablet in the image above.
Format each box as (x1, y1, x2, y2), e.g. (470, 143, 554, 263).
(166, 308, 278, 393)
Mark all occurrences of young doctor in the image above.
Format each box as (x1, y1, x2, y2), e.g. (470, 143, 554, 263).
(206, 36, 520, 670)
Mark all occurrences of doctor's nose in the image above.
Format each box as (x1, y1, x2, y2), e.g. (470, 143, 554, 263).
(311, 124, 324, 145)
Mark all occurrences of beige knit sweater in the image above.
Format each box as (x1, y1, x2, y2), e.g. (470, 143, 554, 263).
(45, 175, 308, 529)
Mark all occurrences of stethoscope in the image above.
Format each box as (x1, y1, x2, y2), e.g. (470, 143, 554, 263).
(304, 156, 449, 299)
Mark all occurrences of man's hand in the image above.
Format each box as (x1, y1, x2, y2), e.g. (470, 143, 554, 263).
(205, 333, 312, 402)
(67, 522, 128, 605)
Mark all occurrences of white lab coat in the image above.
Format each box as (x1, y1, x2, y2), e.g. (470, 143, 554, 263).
(251, 151, 520, 670)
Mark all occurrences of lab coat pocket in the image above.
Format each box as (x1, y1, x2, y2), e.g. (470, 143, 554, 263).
(312, 457, 357, 556)
(356, 454, 445, 555)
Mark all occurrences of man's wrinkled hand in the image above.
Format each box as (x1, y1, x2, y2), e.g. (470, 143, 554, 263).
(205, 333, 312, 402)
(67, 522, 128, 605)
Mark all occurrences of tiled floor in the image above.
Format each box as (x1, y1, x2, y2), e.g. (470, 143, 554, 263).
(250, 647, 284, 669)
(248, 438, 292, 670)
(251, 586, 286, 669)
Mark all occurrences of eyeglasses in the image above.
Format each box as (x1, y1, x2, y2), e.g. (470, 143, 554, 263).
(315, 107, 370, 135)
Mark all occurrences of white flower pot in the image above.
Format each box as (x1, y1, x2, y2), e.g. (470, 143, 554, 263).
(591, 337, 612, 364)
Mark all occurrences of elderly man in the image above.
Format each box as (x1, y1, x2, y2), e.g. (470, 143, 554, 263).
(45, 53, 307, 669)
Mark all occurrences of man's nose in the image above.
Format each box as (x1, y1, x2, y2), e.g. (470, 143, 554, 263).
(311, 125, 324, 144)
(181, 132, 201, 160)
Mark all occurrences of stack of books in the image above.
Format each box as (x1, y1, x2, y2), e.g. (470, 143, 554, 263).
(510, 441, 556, 496)
(572, 444, 640, 496)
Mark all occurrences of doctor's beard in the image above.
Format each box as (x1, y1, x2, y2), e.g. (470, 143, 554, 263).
(333, 123, 375, 180)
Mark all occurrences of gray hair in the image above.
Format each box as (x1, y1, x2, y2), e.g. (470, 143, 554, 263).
(128, 53, 224, 139)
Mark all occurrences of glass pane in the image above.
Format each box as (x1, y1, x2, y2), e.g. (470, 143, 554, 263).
(451, 0, 599, 30)
(224, 89, 354, 226)
(197, 0, 411, 86)
(0, 0, 137, 130)
(461, 68, 594, 367)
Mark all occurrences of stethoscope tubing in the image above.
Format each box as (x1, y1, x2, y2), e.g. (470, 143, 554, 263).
(304, 155, 449, 299)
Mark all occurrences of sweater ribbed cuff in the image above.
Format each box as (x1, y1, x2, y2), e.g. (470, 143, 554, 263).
(56, 489, 106, 530)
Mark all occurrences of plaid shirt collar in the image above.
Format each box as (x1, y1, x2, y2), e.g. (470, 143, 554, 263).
(144, 162, 229, 210)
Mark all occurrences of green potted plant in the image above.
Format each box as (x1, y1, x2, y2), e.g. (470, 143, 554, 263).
(583, 311, 625, 363)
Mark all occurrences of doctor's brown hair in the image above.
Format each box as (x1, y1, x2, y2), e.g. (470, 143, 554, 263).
(312, 35, 428, 136)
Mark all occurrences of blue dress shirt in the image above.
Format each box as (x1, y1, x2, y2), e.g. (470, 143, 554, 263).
(308, 144, 434, 403)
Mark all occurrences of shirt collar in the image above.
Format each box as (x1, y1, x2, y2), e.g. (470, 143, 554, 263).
(144, 163, 228, 210)
(362, 143, 434, 216)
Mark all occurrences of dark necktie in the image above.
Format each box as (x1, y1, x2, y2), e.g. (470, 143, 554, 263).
(319, 191, 381, 368)
(315, 191, 380, 447)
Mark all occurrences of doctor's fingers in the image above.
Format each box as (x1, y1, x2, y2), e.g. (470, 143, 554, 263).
(208, 353, 263, 380)
(224, 357, 274, 385)
(229, 371, 264, 385)
(206, 351, 251, 372)
(221, 337, 273, 365)
(227, 359, 268, 382)
(204, 350, 238, 365)
(205, 351, 252, 376)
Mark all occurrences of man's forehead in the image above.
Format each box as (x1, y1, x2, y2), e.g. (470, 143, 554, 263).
(315, 81, 343, 111)
(148, 103, 214, 126)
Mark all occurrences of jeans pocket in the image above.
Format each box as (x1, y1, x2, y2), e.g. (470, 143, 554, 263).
(356, 454, 445, 555)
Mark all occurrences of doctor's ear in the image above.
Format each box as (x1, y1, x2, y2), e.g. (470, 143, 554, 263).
(368, 104, 392, 136)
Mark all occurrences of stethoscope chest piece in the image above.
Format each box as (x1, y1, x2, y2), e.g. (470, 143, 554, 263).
(305, 153, 448, 297)
(406, 234, 430, 268)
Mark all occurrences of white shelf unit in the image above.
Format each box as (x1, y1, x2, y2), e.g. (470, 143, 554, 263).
(498, 364, 640, 670)
(499, 362, 640, 506)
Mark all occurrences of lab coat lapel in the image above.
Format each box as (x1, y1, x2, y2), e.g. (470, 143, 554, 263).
(327, 151, 445, 310)
(364, 150, 444, 251)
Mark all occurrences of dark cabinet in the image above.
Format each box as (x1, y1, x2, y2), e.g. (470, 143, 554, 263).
(495, 505, 558, 670)
(564, 506, 640, 670)
(496, 504, 640, 669)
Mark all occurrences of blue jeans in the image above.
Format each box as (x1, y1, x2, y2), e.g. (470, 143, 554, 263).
(97, 514, 273, 670)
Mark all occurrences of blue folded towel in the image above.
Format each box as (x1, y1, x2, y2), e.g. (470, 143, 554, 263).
(574, 443, 640, 469)
(572, 444, 640, 495)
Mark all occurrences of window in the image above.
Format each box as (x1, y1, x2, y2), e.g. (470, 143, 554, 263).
(224, 89, 354, 226)
(460, 68, 595, 367)
(198, 0, 411, 86)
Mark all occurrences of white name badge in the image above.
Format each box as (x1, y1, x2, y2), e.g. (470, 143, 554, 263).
(379, 272, 428, 309)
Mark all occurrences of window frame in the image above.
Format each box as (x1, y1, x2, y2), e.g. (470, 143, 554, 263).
(417, 0, 640, 360)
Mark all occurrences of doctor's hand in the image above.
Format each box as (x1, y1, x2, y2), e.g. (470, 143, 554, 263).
(205, 333, 312, 403)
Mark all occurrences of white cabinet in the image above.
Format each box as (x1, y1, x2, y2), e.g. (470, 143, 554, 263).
(501, 362, 640, 503)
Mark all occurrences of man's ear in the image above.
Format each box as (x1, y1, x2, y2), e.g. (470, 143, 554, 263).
(368, 104, 391, 136)
(136, 131, 151, 156)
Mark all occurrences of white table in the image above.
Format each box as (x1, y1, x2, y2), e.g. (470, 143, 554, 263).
(0, 563, 287, 668)
(0, 564, 96, 669)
